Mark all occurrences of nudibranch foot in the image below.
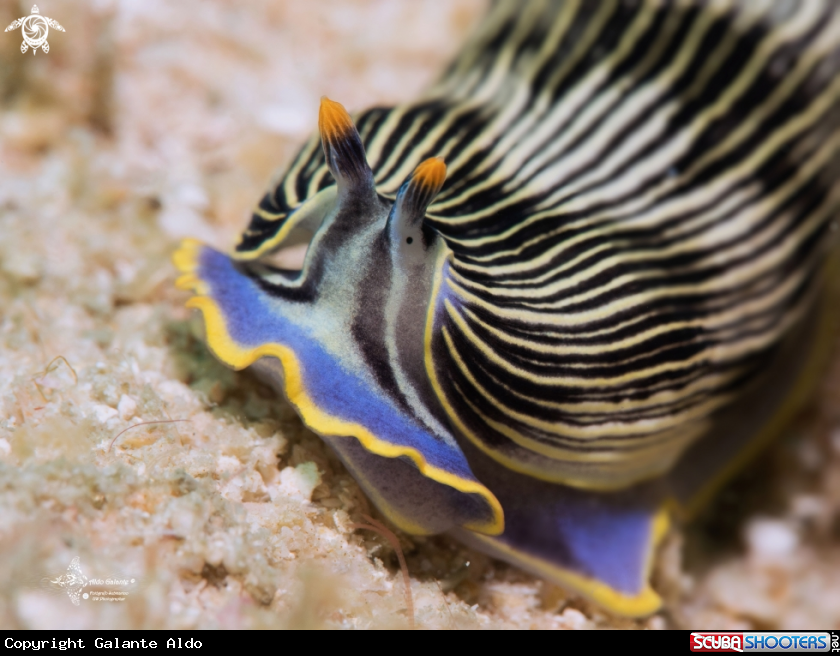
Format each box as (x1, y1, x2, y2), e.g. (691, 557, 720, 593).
(451, 437, 668, 617)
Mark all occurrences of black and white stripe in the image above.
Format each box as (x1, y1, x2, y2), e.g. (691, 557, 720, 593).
(236, 0, 840, 488)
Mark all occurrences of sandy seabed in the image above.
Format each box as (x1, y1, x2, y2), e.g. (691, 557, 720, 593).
(1, 0, 839, 630)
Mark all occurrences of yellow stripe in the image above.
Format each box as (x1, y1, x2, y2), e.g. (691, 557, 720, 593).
(233, 186, 337, 262)
(173, 239, 504, 536)
(424, 254, 690, 489)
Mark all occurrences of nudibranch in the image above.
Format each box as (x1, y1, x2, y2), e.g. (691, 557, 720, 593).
(175, 1, 840, 616)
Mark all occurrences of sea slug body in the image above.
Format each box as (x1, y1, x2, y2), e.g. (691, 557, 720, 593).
(174, 0, 840, 616)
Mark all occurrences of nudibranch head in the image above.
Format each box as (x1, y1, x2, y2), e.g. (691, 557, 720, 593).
(176, 98, 505, 542)
(175, 0, 840, 618)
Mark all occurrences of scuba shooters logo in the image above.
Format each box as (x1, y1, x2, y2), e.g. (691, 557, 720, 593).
(690, 633, 838, 652)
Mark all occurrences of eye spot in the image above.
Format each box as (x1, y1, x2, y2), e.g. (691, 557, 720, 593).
(406, 237, 413, 245)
